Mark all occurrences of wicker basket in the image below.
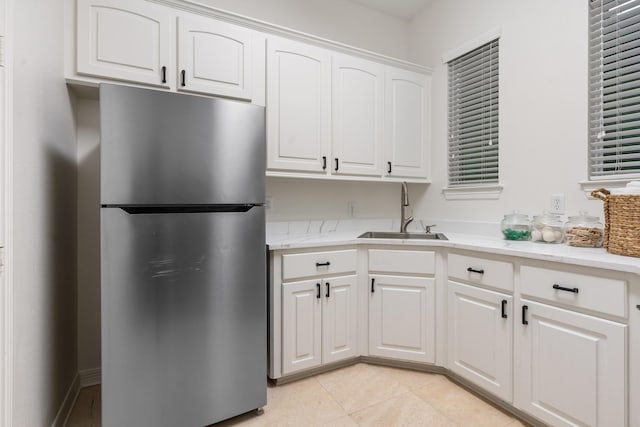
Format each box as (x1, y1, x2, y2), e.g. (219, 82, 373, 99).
(591, 188, 640, 258)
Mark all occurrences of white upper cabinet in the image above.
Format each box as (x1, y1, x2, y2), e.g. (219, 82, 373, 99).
(267, 36, 331, 174)
(77, 0, 174, 88)
(331, 55, 384, 177)
(385, 67, 430, 179)
(177, 14, 253, 100)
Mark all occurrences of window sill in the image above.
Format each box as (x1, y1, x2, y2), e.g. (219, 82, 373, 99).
(580, 178, 640, 198)
(442, 184, 504, 200)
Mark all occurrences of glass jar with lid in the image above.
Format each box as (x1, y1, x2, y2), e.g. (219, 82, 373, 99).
(564, 211, 604, 248)
(501, 212, 531, 240)
(531, 212, 564, 243)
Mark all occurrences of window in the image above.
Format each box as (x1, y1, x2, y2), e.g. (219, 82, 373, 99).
(447, 38, 499, 187)
(589, 0, 640, 180)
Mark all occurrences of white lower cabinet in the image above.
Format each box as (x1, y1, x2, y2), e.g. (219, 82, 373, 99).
(516, 299, 626, 427)
(282, 274, 357, 375)
(369, 275, 435, 363)
(448, 281, 513, 402)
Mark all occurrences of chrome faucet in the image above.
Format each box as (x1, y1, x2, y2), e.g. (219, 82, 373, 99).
(400, 182, 413, 232)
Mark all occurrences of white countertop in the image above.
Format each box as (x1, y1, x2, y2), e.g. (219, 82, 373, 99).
(266, 219, 640, 275)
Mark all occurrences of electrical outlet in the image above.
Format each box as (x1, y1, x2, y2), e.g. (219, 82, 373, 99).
(551, 194, 565, 214)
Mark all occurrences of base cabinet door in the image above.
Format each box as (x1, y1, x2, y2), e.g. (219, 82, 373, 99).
(322, 275, 358, 364)
(516, 300, 626, 427)
(77, 0, 174, 88)
(448, 281, 513, 402)
(369, 275, 435, 363)
(282, 279, 322, 375)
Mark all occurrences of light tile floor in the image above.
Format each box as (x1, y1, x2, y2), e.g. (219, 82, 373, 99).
(66, 363, 530, 426)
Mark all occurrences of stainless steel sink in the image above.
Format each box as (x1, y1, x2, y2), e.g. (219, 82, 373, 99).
(358, 231, 448, 240)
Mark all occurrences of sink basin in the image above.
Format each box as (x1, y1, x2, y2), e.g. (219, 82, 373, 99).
(358, 231, 448, 240)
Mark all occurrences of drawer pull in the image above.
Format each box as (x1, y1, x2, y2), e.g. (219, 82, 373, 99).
(501, 299, 508, 319)
(316, 261, 331, 267)
(553, 284, 579, 294)
(371, 277, 375, 293)
(316, 283, 321, 299)
(522, 305, 529, 325)
(326, 282, 330, 298)
(467, 267, 485, 275)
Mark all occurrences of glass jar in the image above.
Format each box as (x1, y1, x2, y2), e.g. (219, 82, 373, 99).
(531, 212, 564, 243)
(564, 211, 604, 248)
(500, 212, 531, 240)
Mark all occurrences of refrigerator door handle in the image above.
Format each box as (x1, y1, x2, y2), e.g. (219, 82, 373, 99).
(116, 204, 260, 214)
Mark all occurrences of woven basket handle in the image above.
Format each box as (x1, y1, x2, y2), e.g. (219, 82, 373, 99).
(591, 188, 610, 201)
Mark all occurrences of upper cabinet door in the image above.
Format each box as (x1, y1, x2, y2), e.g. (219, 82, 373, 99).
(332, 55, 384, 177)
(266, 37, 330, 174)
(385, 67, 430, 179)
(177, 15, 253, 100)
(77, 0, 174, 88)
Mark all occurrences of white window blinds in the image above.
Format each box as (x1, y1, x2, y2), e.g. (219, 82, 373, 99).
(448, 38, 499, 186)
(589, 0, 640, 179)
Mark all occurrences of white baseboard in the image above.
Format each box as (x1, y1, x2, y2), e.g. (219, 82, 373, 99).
(79, 367, 101, 387)
(51, 373, 80, 427)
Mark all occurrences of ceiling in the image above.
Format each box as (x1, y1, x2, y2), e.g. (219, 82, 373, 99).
(348, 0, 432, 20)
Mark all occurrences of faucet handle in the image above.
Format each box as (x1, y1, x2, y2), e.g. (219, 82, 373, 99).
(425, 224, 436, 234)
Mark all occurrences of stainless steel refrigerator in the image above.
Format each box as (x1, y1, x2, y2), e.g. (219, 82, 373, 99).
(100, 83, 266, 427)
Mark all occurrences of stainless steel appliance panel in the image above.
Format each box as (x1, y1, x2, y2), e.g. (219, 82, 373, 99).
(100, 84, 265, 205)
(101, 206, 266, 427)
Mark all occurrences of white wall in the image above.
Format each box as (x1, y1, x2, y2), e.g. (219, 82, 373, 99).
(76, 98, 101, 372)
(196, 0, 411, 60)
(11, 0, 78, 424)
(408, 0, 602, 223)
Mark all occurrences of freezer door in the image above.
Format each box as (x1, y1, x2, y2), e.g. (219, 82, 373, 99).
(100, 84, 265, 205)
(101, 206, 266, 427)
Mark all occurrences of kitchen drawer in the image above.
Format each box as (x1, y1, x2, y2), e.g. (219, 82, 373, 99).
(282, 249, 357, 281)
(448, 253, 513, 292)
(520, 265, 627, 318)
(368, 249, 435, 275)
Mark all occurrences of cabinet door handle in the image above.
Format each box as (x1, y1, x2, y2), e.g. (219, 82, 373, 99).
(387, 161, 392, 174)
(161, 66, 167, 83)
(334, 158, 339, 171)
(371, 277, 375, 293)
(326, 282, 330, 298)
(522, 305, 529, 325)
(316, 283, 321, 299)
(316, 261, 330, 267)
(553, 284, 579, 294)
(637, 304, 640, 311)
(322, 156, 327, 170)
(181, 70, 186, 87)
(467, 267, 485, 275)
(501, 299, 508, 319)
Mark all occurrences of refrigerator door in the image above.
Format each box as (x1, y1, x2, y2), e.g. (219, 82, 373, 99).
(100, 84, 265, 205)
(101, 206, 266, 427)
